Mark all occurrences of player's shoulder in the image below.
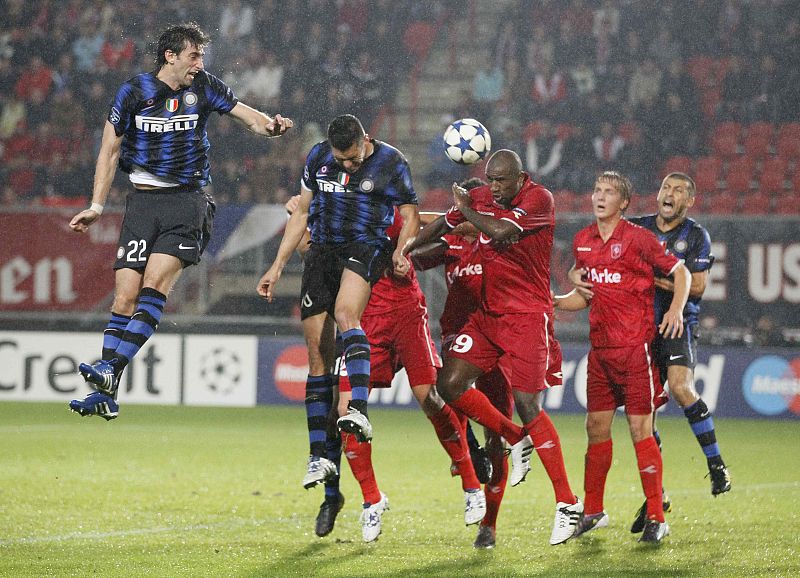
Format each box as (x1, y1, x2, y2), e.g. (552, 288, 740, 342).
(629, 213, 657, 230)
(683, 216, 709, 236)
(372, 139, 409, 166)
(306, 140, 332, 164)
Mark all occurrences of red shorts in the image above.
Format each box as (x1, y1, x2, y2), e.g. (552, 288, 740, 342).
(447, 309, 560, 394)
(586, 343, 668, 415)
(338, 301, 441, 391)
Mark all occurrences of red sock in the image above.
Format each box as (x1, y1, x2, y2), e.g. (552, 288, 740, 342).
(583, 439, 613, 515)
(634, 436, 664, 523)
(481, 438, 508, 528)
(528, 411, 575, 504)
(428, 404, 481, 490)
(450, 388, 525, 444)
(342, 432, 381, 505)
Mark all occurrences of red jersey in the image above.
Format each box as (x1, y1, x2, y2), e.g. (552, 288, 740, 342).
(439, 233, 482, 338)
(444, 174, 554, 314)
(573, 218, 681, 348)
(364, 208, 425, 316)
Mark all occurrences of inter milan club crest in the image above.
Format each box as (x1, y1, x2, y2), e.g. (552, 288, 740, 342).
(611, 243, 622, 259)
(360, 178, 375, 192)
(183, 92, 197, 106)
(166, 98, 179, 112)
(337, 172, 350, 186)
(675, 239, 688, 253)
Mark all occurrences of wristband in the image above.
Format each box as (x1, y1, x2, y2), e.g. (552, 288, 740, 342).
(90, 202, 104, 215)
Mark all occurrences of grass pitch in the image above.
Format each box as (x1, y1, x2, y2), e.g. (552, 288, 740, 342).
(0, 402, 798, 577)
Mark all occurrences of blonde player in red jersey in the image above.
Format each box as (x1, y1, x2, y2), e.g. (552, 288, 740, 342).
(554, 171, 690, 544)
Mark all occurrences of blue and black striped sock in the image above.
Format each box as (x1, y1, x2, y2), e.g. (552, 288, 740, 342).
(341, 328, 370, 415)
(306, 375, 333, 458)
(113, 287, 166, 371)
(102, 312, 131, 361)
(324, 428, 342, 499)
(684, 398, 725, 467)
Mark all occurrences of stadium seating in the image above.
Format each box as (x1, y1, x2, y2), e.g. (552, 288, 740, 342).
(772, 192, 797, 215)
(660, 155, 692, 178)
(776, 123, 800, 159)
(693, 156, 723, 193)
(722, 164, 754, 193)
(740, 190, 772, 214)
(758, 157, 790, 193)
(703, 191, 738, 214)
(710, 122, 742, 158)
(743, 122, 774, 159)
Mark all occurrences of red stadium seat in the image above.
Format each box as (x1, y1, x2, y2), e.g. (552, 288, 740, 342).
(773, 193, 798, 215)
(704, 191, 738, 214)
(710, 122, 742, 158)
(693, 156, 723, 193)
(744, 122, 774, 159)
(660, 155, 692, 178)
(722, 164, 753, 193)
(740, 190, 771, 214)
(758, 157, 789, 193)
(776, 130, 800, 159)
(687, 56, 715, 86)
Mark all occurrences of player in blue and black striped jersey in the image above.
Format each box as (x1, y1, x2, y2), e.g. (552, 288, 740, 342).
(570, 172, 731, 531)
(68, 22, 293, 421)
(257, 114, 420, 492)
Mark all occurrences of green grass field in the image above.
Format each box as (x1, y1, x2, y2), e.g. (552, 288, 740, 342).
(0, 402, 798, 577)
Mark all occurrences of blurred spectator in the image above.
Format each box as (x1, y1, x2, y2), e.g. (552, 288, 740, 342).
(628, 57, 662, 108)
(350, 51, 384, 130)
(471, 55, 505, 123)
(718, 55, 754, 121)
(0, 93, 26, 139)
(523, 120, 565, 188)
(71, 21, 104, 72)
(750, 314, 784, 347)
(15, 55, 53, 101)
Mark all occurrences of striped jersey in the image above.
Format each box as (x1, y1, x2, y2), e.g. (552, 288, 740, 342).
(301, 139, 418, 247)
(631, 214, 714, 328)
(107, 70, 238, 187)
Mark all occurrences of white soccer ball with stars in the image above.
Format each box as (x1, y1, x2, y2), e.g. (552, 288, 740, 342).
(442, 118, 491, 165)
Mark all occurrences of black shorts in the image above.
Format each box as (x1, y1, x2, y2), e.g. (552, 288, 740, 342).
(653, 324, 698, 382)
(113, 186, 215, 270)
(300, 242, 391, 320)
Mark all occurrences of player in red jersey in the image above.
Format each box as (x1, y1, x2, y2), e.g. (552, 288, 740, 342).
(408, 150, 582, 546)
(554, 171, 691, 544)
(285, 197, 483, 542)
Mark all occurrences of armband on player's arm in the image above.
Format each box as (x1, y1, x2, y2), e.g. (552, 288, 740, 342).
(89, 203, 104, 215)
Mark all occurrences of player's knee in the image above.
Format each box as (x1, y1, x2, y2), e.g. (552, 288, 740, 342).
(436, 374, 465, 402)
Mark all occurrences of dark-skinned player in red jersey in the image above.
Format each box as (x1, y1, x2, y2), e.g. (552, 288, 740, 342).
(407, 150, 582, 546)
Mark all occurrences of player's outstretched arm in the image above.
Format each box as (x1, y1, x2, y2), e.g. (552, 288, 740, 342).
(553, 289, 590, 312)
(228, 102, 293, 137)
(393, 203, 420, 276)
(257, 188, 311, 301)
(70, 121, 122, 233)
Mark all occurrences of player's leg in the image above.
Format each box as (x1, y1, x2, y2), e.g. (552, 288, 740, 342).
(668, 364, 731, 495)
(573, 409, 614, 537)
(333, 268, 373, 440)
(337, 388, 388, 542)
(474, 369, 512, 548)
(301, 313, 338, 489)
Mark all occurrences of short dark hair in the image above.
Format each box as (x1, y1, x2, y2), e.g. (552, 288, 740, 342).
(664, 172, 697, 198)
(155, 23, 210, 67)
(327, 114, 365, 151)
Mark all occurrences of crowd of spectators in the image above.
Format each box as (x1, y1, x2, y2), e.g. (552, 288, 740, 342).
(0, 0, 445, 208)
(430, 0, 799, 213)
(1, 1, 798, 214)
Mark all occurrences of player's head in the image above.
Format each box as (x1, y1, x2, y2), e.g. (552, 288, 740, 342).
(657, 172, 696, 223)
(592, 170, 632, 220)
(155, 23, 209, 86)
(328, 114, 369, 174)
(485, 149, 524, 207)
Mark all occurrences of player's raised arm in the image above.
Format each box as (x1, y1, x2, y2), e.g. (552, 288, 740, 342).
(69, 121, 122, 233)
(228, 102, 293, 137)
(393, 203, 420, 276)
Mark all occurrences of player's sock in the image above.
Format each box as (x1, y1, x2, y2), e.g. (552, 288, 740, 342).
(684, 398, 726, 467)
(527, 411, 575, 504)
(634, 436, 664, 523)
(428, 404, 480, 490)
(112, 287, 166, 372)
(450, 388, 525, 444)
(482, 439, 508, 528)
(341, 328, 370, 416)
(324, 424, 342, 499)
(342, 432, 381, 505)
(305, 375, 333, 458)
(583, 439, 613, 515)
(102, 313, 131, 361)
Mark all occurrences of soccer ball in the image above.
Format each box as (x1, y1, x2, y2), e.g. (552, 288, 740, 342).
(443, 118, 491, 165)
